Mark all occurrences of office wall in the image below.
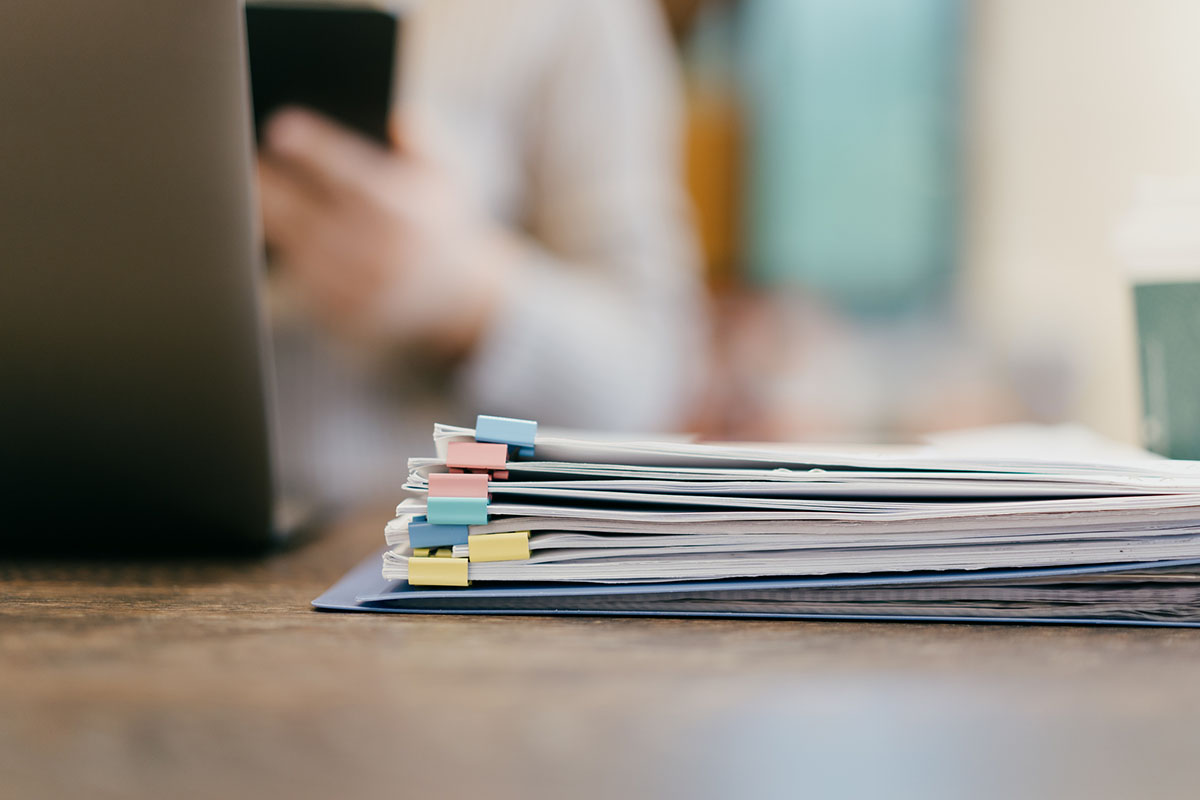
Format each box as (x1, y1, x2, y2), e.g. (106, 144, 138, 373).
(963, 0, 1200, 443)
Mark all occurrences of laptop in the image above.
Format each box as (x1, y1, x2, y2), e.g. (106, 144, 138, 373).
(0, 1, 314, 551)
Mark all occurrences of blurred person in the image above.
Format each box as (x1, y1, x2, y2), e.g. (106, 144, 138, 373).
(257, 0, 708, 499)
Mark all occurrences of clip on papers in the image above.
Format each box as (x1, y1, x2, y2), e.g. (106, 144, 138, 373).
(407, 516, 470, 549)
(399, 415, 539, 587)
(446, 441, 509, 480)
(427, 472, 489, 498)
(407, 556, 469, 587)
(426, 496, 489, 526)
(475, 414, 537, 459)
(467, 531, 531, 562)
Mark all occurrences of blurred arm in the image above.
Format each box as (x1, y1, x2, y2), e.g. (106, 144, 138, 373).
(456, 0, 708, 431)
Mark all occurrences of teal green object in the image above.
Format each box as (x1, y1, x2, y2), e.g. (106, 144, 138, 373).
(1134, 282, 1200, 460)
(738, 0, 964, 316)
(426, 497, 489, 526)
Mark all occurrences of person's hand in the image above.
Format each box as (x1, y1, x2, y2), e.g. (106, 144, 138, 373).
(257, 108, 518, 355)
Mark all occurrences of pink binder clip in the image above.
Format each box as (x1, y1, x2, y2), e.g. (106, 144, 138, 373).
(428, 472, 490, 498)
(445, 441, 509, 480)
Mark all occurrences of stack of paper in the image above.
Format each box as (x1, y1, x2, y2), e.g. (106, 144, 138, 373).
(314, 417, 1200, 626)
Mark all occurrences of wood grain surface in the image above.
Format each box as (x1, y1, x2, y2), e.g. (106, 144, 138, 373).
(4, 505, 1200, 800)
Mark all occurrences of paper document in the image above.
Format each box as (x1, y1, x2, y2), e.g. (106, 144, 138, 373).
(313, 417, 1200, 625)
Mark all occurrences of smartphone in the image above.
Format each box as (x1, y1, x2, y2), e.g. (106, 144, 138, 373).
(245, 3, 399, 145)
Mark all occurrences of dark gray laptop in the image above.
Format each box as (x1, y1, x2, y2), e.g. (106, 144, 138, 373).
(0, 1, 308, 550)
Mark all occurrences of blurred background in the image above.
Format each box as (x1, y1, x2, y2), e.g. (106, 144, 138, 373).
(665, 0, 1200, 445)
(260, 0, 1200, 499)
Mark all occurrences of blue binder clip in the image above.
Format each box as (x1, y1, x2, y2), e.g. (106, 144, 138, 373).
(407, 515, 470, 549)
(475, 414, 537, 459)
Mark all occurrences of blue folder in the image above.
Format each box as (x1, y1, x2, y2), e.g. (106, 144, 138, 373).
(314, 550, 1200, 627)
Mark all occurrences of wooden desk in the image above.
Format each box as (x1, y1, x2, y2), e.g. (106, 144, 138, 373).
(4, 506, 1200, 799)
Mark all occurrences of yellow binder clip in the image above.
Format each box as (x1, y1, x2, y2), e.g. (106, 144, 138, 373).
(407, 556, 469, 587)
(467, 531, 531, 562)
